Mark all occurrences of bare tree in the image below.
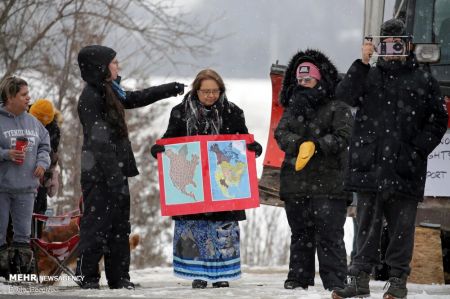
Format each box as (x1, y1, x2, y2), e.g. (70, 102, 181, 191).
(1, 0, 219, 265)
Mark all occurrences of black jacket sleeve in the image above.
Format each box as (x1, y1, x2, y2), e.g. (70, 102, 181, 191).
(122, 82, 182, 109)
(162, 106, 186, 138)
(335, 59, 371, 107)
(234, 105, 249, 134)
(274, 108, 304, 156)
(410, 76, 448, 156)
(316, 102, 353, 157)
(78, 90, 124, 187)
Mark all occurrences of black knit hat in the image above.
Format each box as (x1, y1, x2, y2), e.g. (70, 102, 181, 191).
(380, 18, 406, 36)
(78, 45, 116, 84)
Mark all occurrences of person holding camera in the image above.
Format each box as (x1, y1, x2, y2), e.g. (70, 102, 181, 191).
(275, 49, 353, 292)
(0, 76, 51, 278)
(76, 45, 185, 290)
(150, 68, 262, 289)
(332, 19, 448, 299)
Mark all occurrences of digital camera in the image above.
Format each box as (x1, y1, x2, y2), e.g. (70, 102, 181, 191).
(365, 35, 412, 56)
(377, 41, 406, 56)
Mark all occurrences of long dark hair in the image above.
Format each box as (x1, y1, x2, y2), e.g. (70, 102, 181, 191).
(103, 71, 128, 138)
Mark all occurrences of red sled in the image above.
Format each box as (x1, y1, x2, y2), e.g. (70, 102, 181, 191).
(156, 134, 260, 216)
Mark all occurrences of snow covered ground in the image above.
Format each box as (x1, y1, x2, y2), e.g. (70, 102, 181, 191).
(1, 267, 450, 298)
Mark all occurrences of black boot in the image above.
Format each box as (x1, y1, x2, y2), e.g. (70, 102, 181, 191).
(9, 242, 34, 275)
(192, 279, 207, 289)
(284, 279, 308, 290)
(109, 278, 135, 290)
(212, 281, 229, 288)
(81, 281, 100, 289)
(0, 244, 9, 279)
(331, 271, 370, 298)
(383, 274, 407, 299)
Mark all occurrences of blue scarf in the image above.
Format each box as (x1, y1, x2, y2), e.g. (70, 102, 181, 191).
(112, 80, 126, 101)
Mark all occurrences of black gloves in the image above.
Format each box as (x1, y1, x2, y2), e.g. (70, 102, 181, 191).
(247, 141, 263, 158)
(174, 82, 185, 96)
(151, 144, 165, 159)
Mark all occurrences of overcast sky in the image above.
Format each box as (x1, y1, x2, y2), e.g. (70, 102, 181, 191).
(148, 0, 367, 78)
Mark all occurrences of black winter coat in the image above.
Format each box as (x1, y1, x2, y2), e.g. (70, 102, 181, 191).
(78, 82, 181, 188)
(161, 92, 248, 221)
(275, 49, 353, 201)
(336, 58, 448, 199)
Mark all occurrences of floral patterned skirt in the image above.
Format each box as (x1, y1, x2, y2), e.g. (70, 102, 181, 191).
(173, 220, 241, 282)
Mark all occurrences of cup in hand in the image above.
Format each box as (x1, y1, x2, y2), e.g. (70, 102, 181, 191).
(14, 137, 28, 165)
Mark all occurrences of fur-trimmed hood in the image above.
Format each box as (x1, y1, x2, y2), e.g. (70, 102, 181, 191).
(280, 49, 339, 107)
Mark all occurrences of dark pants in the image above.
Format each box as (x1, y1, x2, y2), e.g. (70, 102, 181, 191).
(34, 186, 48, 215)
(75, 181, 131, 285)
(349, 192, 418, 277)
(33, 186, 48, 238)
(285, 196, 347, 289)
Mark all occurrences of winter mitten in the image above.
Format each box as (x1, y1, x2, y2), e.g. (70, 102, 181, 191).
(174, 82, 185, 95)
(151, 144, 165, 159)
(295, 141, 315, 171)
(246, 141, 263, 158)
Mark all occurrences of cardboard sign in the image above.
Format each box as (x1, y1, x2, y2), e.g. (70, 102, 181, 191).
(424, 131, 450, 196)
(156, 134, 260, 216)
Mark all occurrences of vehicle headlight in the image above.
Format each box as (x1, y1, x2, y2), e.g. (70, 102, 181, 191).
(415, 44, 440, 63)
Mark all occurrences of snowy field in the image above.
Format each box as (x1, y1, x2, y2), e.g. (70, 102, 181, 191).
(1, 267, 450, 298)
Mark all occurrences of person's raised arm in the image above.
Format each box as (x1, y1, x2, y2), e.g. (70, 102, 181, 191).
(123, 82, 185, 109)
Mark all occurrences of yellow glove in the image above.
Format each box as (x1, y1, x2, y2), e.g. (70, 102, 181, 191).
(295, 141, 315, 171)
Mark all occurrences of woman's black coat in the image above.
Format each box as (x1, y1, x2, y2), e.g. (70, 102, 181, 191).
(336, 57, 448, 199)
(78, 80, 181, 189)
(275, 49, 353, 201)
(161, 92, 249, 221)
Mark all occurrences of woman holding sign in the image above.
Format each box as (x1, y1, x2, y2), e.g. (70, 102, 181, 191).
(0, 76, 51, 278)
(275, 49, 353, 292)
(151, 69, 262, 289)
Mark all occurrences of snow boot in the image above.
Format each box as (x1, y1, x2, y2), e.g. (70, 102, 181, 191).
(109, 278, 135, 290)
(331, 270, 370, 298)
(81, 281, 100, 289)
(212, 281, 229, 288)
(0, 244, 9, 279)
(284, 279, 308, 290)
(382, 274, 407, 299)
(192, 279, 207, 289)
(9, 242, 34, 275)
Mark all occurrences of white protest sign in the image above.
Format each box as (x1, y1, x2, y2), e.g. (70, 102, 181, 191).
(425, 130, 450, 196)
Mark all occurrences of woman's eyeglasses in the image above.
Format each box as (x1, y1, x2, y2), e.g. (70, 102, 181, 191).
(198, 89, 220, 95)
(297, 77, 314, 84)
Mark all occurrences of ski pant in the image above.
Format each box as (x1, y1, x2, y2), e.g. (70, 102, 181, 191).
(349, 191, 418, 277)
(284, 196, 347, 289)
(0, 192, 35, 246)
(75, 181, 131, 285)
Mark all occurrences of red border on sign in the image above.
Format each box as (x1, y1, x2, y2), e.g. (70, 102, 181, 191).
(156, 134, 260, 216)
